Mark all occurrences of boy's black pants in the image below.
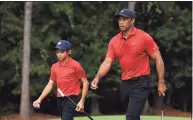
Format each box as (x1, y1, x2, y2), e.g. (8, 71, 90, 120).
(57, 95, 80, 120)
(120, 76, 151, 120)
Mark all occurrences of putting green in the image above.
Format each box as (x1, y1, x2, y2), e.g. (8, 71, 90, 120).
(50, 115, 191, 120)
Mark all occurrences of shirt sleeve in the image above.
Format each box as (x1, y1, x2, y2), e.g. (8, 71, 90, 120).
(106, 40, 116, 60)
(50, 65, 56, 81)
(145, 33, 159, 56)
(75, 63, 86, 80)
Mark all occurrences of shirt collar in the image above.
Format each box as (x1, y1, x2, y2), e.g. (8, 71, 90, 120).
(58, 57, 72, 67)
(120, 26, 137, 39)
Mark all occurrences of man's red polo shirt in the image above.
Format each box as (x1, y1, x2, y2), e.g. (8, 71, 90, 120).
(106, 26, 159, 80)
(50, 57, 86, 97)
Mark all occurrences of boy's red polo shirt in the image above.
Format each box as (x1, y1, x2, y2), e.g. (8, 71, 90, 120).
(106, 26, 159, 80)
(50, 57, 86, 97)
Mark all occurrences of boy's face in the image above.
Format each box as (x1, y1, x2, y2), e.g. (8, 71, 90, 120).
(56, 49, 71, 61)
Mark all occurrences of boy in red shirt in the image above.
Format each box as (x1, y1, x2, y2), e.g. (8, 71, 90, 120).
(33, 40, 89, 120)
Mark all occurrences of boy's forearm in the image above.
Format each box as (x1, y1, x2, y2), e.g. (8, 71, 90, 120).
(80, 80, 89, 103)
(38, 84, 53, 101)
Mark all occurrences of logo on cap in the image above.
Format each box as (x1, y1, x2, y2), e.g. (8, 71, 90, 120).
(121, 10, 124, 13)
(57, 41, 61, 45)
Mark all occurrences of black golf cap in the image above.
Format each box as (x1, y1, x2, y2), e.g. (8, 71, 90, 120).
(55, 40, 71, 51)
(116, 9, 135, 18)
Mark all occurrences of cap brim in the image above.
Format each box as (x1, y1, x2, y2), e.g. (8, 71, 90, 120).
(115, 14, 135, 19)
(55, 46, 66, 51)
(116, 14, 129, 18)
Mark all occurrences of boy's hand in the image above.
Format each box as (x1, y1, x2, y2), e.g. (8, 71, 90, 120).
(33, 99, 41, 109)
(75, 101, 84, 112)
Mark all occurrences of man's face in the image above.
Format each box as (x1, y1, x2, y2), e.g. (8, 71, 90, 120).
(56, 49, 70, 61)
(117, 16, 134, 31)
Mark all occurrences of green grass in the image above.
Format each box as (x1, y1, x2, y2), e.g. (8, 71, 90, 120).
(50, 115, 191, 120)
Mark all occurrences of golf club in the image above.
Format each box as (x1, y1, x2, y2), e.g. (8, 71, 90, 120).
(57, 88, 94, 120)
(161, 96, 164, 120)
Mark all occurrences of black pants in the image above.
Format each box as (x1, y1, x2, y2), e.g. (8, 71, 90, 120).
(120, 76, 151, 120)
(57, 95, 80, 120)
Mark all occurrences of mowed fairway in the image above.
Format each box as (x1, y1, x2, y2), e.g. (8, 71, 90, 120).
(50, 115, 191, 120)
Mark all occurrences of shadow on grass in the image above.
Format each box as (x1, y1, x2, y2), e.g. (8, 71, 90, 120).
(50, 115, 191, 120)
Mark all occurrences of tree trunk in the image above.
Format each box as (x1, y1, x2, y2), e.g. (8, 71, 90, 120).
(153, 94, 163, 109)
(166, 89, 172, 106)
(91, 97, 101, 115)
(183, 99, 188, 112)
(20, 2, 32, 120)
(128, 2, 136, 10)
(142, 100, 151, 115)
(158, 2, 174, 17)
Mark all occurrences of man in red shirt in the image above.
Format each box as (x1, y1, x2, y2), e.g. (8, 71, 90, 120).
(91, 9, 167, 120)
(33, 40, 89, 120)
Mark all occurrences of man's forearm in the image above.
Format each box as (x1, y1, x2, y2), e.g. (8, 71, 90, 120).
(38, 84, 53, 101)
(155, 58, 165, 83)
(95, 61, 111, 80)
(80, 80, 89, 103)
